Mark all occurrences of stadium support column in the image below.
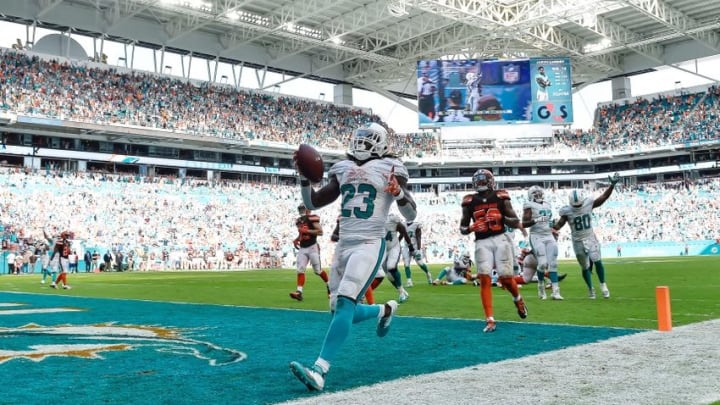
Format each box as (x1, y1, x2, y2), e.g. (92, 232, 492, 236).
(611, 77, 631, 100)
(334, 84, 353, 106)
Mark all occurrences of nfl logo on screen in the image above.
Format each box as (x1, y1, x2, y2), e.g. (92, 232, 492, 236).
(503, 64, 519, 84)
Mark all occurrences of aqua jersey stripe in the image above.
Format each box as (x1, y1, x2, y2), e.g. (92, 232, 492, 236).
(357, 238, 386, 301)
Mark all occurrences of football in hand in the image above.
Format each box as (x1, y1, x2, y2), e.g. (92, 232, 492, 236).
(295, 144, 324, 183)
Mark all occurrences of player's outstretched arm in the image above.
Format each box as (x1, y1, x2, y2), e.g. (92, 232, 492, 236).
(593, 172, 620, 208)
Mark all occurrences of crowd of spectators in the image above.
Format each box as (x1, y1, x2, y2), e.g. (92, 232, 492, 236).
(5, 49, 720, 160)
(5, 48, 720, 162)
(0, 49, 388, 149)
(1, 47, 719, 273)
(1, 167, 718, 273)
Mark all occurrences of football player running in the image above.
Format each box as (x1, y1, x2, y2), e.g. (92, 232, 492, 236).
(289, 122, 417, 392)
(460, 169, 527, 333)
(553, 173, 620, 299)
(289, 204, 330, 301)
(401, 220, 433, 287)
(522, 185, 562, 300)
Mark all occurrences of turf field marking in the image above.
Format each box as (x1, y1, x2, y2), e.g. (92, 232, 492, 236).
(0, 308, 83, 315)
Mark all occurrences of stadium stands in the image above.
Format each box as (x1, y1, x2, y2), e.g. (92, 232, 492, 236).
(3, 48, 719, 162)
(0, 168, 717, 271)
(1, 47, 719, 271)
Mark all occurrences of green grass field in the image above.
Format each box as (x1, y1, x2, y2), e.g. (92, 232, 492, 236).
(1, 256, 718, 330)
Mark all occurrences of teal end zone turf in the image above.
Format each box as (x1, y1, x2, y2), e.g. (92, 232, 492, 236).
(0, 292, 640, 404)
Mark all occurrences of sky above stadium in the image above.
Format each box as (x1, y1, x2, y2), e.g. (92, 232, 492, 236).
(3, 21, 720, 133)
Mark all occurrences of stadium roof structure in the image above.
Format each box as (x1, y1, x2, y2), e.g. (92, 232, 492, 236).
(3, 0, 720, 99)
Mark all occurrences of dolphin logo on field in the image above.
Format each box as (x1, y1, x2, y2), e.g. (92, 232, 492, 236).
(0, 323, 247, 366)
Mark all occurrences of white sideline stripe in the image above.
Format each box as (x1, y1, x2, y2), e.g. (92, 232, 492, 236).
(0, 308, 82, 315)
(0, 303, 23, 307)
(280, 319, 720, 405)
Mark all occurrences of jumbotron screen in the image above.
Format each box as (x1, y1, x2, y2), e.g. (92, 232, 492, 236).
(416, 57, 573, 127)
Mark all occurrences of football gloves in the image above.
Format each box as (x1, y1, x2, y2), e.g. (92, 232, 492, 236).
(468, 221, 486, 233)
(609, 172, 620, 185)
(384, 166, 402, 197)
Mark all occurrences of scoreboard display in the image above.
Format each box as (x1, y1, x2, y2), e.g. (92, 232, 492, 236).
(416, 57, 573, 127)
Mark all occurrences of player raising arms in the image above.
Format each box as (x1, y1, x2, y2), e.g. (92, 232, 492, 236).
(522, 185, 562, 300)
(553, 174, 620, 299)
(460, 169, 527, 333)
(289, 122, 417, 392)
(290, 204, 330, 301)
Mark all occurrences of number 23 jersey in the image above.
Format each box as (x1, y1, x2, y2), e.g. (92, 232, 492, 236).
(329, 157, 408, 243)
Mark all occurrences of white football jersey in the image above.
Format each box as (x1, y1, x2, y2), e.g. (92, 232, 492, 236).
(384, 215, 404, 248)
(558, 197, 596, 242)
(523, 200, 553, 235)
(405, 221, 422, 248)
(328, 157, 408, 242)
(453, 255, 472, 272)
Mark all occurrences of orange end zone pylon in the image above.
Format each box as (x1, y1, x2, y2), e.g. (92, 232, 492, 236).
(656, 286, 672, 332)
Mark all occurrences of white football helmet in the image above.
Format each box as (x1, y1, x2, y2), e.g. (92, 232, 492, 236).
(466, 72, 476, 82)
(569, 189, 585, 207)
(461, 252, 471, 264)
(528, 185, 544, 203)
(472, 169, 495, 192)
(349, 122, 388, 161)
